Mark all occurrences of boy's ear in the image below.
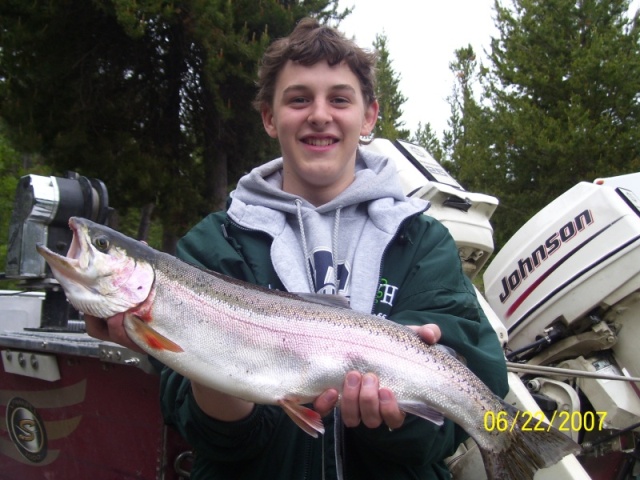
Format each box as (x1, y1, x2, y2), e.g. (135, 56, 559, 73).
(361, 99, 379, 136)
(261, 105, 278, 139)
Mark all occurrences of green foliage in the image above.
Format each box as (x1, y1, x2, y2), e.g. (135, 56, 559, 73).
(441, 45, 492, 184)
(373, 33, 410, 141)
(0, 131, 21, 273)
(411, 122, 444, 161)
(440, 0, 640, 249)
(0, 0, 347, 251)
(489, 0, 640, 247)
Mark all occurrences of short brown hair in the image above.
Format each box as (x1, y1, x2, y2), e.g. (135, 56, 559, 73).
(253, 18, 377, 110)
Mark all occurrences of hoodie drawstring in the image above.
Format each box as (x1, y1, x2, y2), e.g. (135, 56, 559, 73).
(295, 199, 315, 292)
(295, 199, 342, 294)
(332, 207, 341, 292)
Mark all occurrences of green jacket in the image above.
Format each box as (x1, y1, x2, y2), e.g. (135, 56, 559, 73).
(159, 210, 508, 480)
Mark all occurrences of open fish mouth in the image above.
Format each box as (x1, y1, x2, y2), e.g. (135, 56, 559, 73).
(36, 217, 88, 272)
(66, 217, 84, 260)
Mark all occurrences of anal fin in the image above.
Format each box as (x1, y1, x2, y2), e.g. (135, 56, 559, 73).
(279, 398, 325, 438)
(398, 401, 444, 426)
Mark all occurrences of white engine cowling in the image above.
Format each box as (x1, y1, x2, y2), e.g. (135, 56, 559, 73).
(484, 180, 640, 352)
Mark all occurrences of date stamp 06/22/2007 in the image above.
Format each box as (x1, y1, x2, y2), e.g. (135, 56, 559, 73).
(483, 410, 608, 433)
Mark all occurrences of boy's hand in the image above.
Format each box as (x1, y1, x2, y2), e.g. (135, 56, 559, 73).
(313, 324, 441, 430)
(84, 313, 145, 353)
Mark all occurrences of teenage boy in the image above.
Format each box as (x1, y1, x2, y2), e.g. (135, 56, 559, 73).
(86, 18, 508, 479)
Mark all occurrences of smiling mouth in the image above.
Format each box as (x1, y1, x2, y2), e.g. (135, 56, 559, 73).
(303, 138, 338, 147)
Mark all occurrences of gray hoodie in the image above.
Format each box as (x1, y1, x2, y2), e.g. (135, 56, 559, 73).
(227, 148, 428, 313)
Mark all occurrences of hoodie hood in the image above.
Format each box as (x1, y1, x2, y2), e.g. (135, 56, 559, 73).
(227, 148, 428, 312)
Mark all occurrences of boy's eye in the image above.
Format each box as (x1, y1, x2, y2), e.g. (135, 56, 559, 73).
(332, 97, 350, 105)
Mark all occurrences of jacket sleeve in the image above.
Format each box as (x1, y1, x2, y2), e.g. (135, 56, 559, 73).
(350, 214, 509, 468)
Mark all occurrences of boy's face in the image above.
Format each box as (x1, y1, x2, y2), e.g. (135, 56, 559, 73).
(261, 60, 378, 205)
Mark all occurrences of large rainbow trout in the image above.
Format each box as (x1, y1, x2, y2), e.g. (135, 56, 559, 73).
(37, 217, 580, 479)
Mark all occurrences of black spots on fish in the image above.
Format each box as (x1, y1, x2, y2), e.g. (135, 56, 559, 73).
(170, 296, 184, 308)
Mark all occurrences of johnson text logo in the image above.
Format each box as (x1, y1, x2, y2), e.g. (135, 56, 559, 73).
(499, 209, 594, 303)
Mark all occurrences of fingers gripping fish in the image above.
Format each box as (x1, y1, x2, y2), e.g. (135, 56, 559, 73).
(37, 217, 581, 480)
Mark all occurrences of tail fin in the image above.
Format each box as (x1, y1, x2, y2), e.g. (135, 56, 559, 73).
(480, 403, 581, 480)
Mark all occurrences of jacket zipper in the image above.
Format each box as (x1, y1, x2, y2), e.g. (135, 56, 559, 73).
(302, 434, 312, 480)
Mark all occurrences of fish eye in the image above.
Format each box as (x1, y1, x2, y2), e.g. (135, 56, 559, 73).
(94, 235, 110, 252)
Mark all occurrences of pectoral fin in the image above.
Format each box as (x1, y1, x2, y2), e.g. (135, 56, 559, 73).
(279, 398, 325, 438)
(127, 315, 184, 353)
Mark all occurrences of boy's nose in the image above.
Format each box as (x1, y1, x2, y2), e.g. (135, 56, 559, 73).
(308, 102, 332, 125)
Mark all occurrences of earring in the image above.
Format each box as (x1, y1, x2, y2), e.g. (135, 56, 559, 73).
(359, 132, 374, 145)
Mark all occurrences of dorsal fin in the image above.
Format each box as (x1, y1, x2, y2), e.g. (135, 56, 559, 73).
(293, 293, 351, 309)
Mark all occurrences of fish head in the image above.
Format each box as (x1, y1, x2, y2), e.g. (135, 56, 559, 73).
(36, 217, 155, 318)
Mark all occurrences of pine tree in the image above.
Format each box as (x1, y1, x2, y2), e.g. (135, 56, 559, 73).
(461, 0, 640, 247)
(0, 1, 347, 251)
(372, 33, 410, 141)
(442, 45, 487, 181)
(411, 122, 445, 161)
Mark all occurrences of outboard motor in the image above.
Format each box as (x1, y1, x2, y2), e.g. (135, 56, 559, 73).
(5, 173, 109, 330)
(484, 174, 640, 478)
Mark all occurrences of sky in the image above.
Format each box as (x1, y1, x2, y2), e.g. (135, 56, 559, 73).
(336, 0, 499, 137)
(337, 0, 640, 138)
